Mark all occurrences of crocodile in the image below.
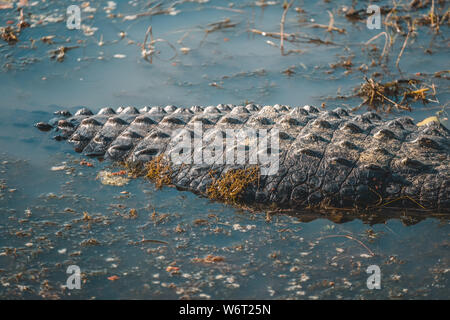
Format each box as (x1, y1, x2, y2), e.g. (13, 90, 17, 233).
(35, 104, 450, 213)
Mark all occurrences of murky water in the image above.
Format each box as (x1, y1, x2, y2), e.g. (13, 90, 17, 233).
(0, 0, 449, 299)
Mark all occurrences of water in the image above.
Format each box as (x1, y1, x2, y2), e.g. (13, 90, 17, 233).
(0, 0, 448, 299)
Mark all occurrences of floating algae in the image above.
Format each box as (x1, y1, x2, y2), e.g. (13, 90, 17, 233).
(97, 170, 130, 186)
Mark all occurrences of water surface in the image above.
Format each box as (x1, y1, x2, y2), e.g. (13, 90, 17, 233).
(0, 0, 449, 299)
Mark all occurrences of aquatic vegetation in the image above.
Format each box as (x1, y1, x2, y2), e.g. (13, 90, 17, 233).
(80, 238, 101, 246)
(206, 167, 259, 204)
(79, 160, 94, 167)
(97, 170, 130, 186)
(0, 0, 449, 300)
(121, 161, 145, 178)
(0, 26, 18, 44)
(192, 255, 225, 264)
(145, 155, 173, 189)
(356, 77, 438, 112)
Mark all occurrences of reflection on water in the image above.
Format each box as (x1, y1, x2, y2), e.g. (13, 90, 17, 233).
(0, 0, 448, 299)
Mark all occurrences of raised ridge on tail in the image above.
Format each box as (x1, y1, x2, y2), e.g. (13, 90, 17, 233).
(35, 104, 450, 212)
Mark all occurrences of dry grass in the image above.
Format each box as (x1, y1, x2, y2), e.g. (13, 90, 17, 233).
(356, 77, 437, 112)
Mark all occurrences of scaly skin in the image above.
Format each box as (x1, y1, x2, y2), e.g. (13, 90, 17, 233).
(35, 104, 450, 212)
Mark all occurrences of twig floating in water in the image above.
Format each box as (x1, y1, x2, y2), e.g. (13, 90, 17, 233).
(318, 234, 375, 257)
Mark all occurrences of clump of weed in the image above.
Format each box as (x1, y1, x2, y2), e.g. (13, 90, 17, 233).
(145, 155, 172, 189)
(120, 161, 146, 178)
(97, 171, 130, 186)
(206, 167, 259, 204)
(356, 77, 437, 112)
(0, 26, 18, 44)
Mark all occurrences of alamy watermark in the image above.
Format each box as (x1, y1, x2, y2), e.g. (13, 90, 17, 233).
(367, 5, 381, 30)
(167, 122, 279, 176)
(66, 265, 81, 289)
(366, 265, 381, 289)
(66, 5, 81, 30)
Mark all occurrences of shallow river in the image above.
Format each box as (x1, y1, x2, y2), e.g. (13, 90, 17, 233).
(0, 0, 448, 299)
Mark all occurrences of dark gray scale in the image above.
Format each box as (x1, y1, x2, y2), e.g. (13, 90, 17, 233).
(105, 115, 159, 161)
(255, 107, 317, 205)
(388, 122, 450, 208)
(173, 107, 231, 185)
(323, 110, 342, 120)
(64, 107, 95, 125)
(243, 106, 289, 177)
(171, 128, 226, 191)
(359, 117, 413, 163)
(208, 105, 254, 159)
(190, 105, 204, 113)
(54, 110, 72, 117)
(83, 115, 137, 157)
(128, 108, 193, 163)
(145, 106, 168, 123)
(417, 173, 446, 210)
(336, 115, 421, 208)
(181, 105, 254, 192)
(119, 106, 140, 115)
(163, 112, 223, 180)
(66, 108, 116, 151)
(164, 108, 226, 187)
(160, 108, 193, 126)
(258, 111, 322, 205)
(333, 107, 350, 118)
(204, 106, 222, 114)
(151, 109, 195, 164)
(52, 119, 78, 140)
(361, 111, 382, 122)
(35, 105, 450, 211)
(242, 106, 297, 203)
(276, 107, 314, 132)
(391, 116, 415, 130)
(437, 178, 449, 210)
(214, 106, 250, 129)
(115, 106, 125, 113)
(276, 112, 347, 207)
(273, 104, 290, 112)
(336, 117, 414, 207)
(216, 104, 231, 112)
(139, 106, 151, 113)
(186, 113, 223, 130)
(245, 103, 260, 112)
(98, 107, 117, 115)
(314, 118, 377, 208)
(68, 117, 109, 152)
(74, 108, 94, 116)
(164, 105, 178, 113)
(419, 120, 450, 138)
(165, 127, 206, 185)
(274, 107, 315, 158)
(50, 107, 97, 140)
(303, 105, 320, 114)
(129, 130, 172, 163)
(148, 106, 166, 114)
(39, 110, 73, 131)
